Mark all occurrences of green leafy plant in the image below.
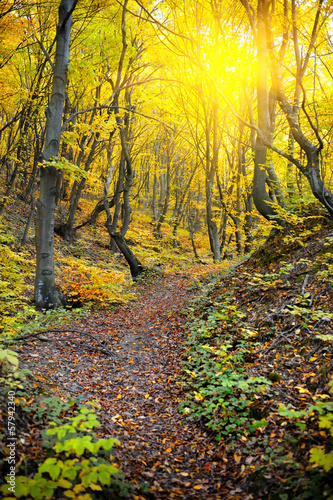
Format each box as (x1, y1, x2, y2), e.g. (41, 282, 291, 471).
(44, 157, 88, 182)
(23, 396, 73, 425)
(1, 408, 132, 499)
(0, 348, 30, 392)
(180, 296, 271, 440)
(278, 377, 333, 473)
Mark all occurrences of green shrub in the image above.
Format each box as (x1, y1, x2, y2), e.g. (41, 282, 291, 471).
(1, 408, 132, 499)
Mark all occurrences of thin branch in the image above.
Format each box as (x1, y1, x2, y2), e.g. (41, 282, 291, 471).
(134, 0, 193, 42)
(31, 34, 55, 71)
(5, 329, 114, 357)
(299, 77, 323, 152)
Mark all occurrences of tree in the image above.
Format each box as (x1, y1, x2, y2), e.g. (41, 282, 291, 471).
(34, 0, 77, 308)
(241, 0, 333, 219)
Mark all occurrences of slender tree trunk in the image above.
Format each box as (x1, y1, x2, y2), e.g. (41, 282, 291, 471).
(111, 232, 144, 279)
(103, 154, 143, 279)
(34, 0, 76, 308)
(205, 101, 221, 262)
(155, 156, 171, 239)
(21, 182, 38, 247)
(206, 173, 221, 261)
(56, 138, 98, 241)
(152, 168, 158, 222)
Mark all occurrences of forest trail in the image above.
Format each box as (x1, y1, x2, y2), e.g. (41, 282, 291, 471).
(18, 272, 236, 500)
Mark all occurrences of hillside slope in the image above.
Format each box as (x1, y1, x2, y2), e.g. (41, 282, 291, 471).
(180, 215, 333, 498)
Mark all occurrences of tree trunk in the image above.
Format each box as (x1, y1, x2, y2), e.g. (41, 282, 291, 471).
(34, 0, 76, 308)
(252, 0, 278, 221)
(102, 156, 144, 279)
(56, 138, 98, 241)
(155, 156, 171, 239)
(205, 100, 221, 262)
(111, 232, 144, 279)
(21, 182, 38, 247)
(206, 173, 221, 262)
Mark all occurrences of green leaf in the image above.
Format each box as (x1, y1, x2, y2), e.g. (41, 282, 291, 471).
(82, 471, 98, 486)
(74, 439, 85, 456)
(58, 428, 68, 440)
(98, 469, 111, 485)
(30, 485, 43, 500)
(318, 414, 333, 431)
(62, 467, 78, 480)
(102, 438, 119, 450)
(98, 463, 118, 475)
(310, 447, 333, 472)
(39, 458, 61, 480)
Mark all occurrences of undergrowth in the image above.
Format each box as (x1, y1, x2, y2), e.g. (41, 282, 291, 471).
(180, 214, 333, 498)
(0, 348, 133, 499)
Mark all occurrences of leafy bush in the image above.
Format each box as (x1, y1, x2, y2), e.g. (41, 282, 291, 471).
(0, 348, 30, 393)
(279, 377, 333, 473)
(180, 343, 270, 439)
(57, 256, 134, 308)
(180, 294, 271, 440)
(1, 407, 132, 499)
(0, 224, 35, 332)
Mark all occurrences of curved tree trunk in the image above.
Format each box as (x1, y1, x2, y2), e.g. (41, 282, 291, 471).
(252, 0, 279, 221)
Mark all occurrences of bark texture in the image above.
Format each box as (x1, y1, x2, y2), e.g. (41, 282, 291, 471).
(34, 0, 76, 308)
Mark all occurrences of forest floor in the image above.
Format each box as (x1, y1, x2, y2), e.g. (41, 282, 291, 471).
(15, 271, 236, 499)
(1, 206, 333, 499)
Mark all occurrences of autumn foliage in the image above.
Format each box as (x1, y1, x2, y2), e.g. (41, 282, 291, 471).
(1, 0, 333, 499)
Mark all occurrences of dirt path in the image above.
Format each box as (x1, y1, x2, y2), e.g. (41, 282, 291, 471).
(18, 273, 237, 499)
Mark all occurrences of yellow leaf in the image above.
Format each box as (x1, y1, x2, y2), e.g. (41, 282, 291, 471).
(116, 393, 122, 399)
(193, 485, 203, 490)
(89, 484, 102, 491)
(144, 394, 150, 399)
(194, 391, 204, 401)
(295, 386, 312, 395)
(57, 479, 72, 489)
(64, 491, 76, 498)
(73, 484, 84, 494)
(165, 447, 172, 453)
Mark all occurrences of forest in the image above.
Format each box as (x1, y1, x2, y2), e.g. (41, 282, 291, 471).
(0, 0, 333, 498)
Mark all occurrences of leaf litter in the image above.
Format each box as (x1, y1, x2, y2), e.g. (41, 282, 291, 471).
(13, 225, 333, 498)
(17, 273, 235, 499)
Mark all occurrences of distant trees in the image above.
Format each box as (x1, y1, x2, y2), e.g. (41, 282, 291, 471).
(1, 0, 333, 307)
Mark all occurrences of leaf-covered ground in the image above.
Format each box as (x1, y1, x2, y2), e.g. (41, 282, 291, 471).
(13, 272, 235, 499)
(1, 211, 333, 499)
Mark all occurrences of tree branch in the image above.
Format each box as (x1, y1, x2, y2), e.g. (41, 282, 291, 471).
(5, 329, 114, 357)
